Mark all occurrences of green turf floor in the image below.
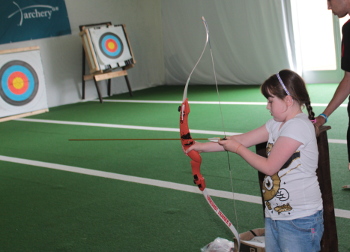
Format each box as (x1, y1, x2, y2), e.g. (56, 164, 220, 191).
(0, 84, 349, 251)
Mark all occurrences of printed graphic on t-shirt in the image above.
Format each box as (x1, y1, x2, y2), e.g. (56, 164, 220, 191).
(262, 143, 300, 215)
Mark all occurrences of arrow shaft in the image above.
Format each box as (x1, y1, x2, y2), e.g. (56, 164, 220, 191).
(69, 138, 211, 141)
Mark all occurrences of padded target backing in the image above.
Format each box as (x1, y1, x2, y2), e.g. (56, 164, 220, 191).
(0, 48, 48, 118)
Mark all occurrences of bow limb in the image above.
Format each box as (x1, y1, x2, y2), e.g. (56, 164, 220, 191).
(179, 98, 240, 249)
(203, 190, 240, 250)
(179, 16, 209, 190)
(179, 17, 240, 251)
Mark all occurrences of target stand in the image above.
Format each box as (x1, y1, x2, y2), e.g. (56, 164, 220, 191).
(80, 22, 135, 103)
(0, 46, 48, 122)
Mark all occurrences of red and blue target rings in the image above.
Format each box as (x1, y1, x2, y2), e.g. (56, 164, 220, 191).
(0, 60, 39, 106)
(99, 32, 124, 59)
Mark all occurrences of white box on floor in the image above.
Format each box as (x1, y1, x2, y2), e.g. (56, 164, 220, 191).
(235, 228, 265, 252)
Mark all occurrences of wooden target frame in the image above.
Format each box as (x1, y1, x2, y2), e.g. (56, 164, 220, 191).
(79, 22, 135, 102)
(80, 23, 134, 73)
(0, 46, 48, 122)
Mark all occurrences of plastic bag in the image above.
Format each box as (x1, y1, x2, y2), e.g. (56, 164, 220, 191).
(201, 237, 235, 252)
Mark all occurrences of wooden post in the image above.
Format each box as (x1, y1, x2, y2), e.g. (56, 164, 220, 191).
(255, 125, 338, 251)
(0, 109, 48, 122)
(316, 126, 338, 251)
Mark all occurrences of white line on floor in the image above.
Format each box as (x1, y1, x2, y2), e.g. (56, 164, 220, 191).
(0, 155, 349, 219)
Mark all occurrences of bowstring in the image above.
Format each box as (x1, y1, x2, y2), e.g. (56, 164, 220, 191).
(202, 16, 240, 234)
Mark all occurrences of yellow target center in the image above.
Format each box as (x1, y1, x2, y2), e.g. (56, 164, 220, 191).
(107, 42, 116, 50)
(12, 77, 24, 89)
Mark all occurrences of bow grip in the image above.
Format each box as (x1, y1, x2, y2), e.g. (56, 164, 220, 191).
(188, 150, 205, 191)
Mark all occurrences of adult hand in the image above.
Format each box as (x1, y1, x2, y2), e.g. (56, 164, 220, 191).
(314, 115, 326, 127)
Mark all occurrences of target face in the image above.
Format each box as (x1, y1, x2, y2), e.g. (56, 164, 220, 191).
(99, 32, 124, 59)
(0, 60, 39, 106)
(88, 25, 132, 69)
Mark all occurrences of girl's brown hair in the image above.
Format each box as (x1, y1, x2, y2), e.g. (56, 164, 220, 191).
(261, 69, 315, 121)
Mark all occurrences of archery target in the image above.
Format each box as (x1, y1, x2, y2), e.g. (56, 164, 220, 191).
(89, 25, 132, 68)
(0, 60, 39, 106)
(99, 32, 124, 59)
(0, 49, 48, 118)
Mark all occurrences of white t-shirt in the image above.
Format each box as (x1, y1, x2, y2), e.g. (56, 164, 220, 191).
(263, 113, 323, 220)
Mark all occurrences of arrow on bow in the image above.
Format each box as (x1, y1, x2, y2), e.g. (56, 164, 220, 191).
(178, 17, 240, 250)
(68, 137, 223, 142)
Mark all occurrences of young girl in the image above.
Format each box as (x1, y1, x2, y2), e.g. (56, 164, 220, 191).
(187, 69, 324, 252)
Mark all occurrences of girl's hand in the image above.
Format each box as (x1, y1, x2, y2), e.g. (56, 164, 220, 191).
(185, 140, 226, 154)
(218, 138, 242, 154)
(185, 141, 203, 154)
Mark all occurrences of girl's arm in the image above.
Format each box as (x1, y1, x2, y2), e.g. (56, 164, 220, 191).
(219, 136, 301, 175)
(186, 125, 269, 153)
(186, 140, 225, 153)
(228, 125, 269, 148)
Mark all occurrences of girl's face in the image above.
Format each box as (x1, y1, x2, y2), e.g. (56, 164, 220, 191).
(266, 95, 288, 122)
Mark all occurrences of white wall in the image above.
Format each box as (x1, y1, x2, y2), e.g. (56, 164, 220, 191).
(161, 0, 293, 85)
(0, 0, 165, 108)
